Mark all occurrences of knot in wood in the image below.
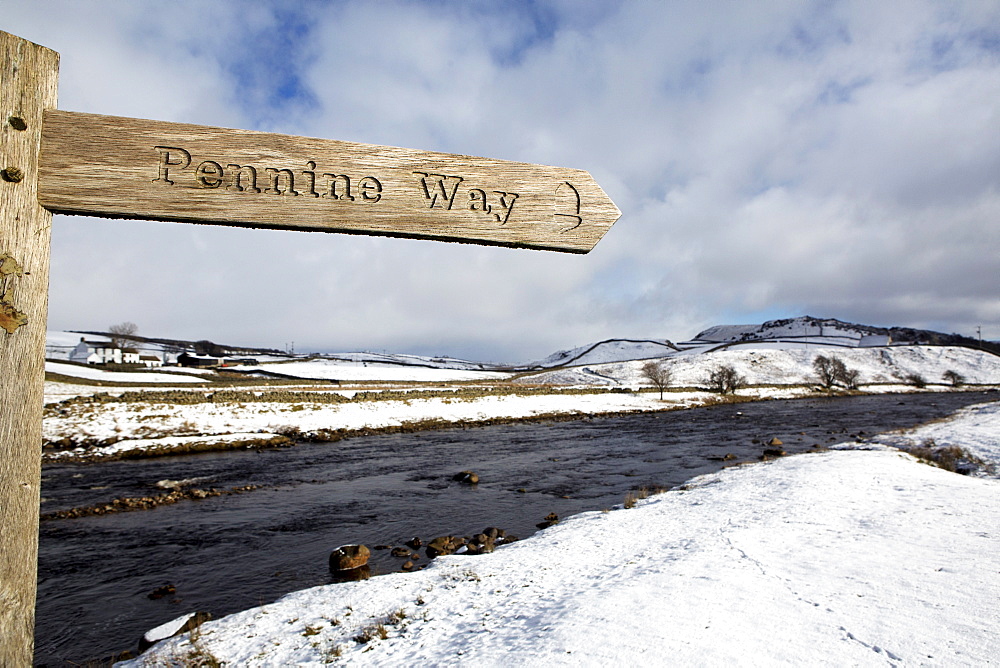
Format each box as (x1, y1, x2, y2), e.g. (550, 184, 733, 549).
(1, 166, 24, 183)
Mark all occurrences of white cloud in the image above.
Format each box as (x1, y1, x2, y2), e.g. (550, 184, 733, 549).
(5, 0, 999, 360)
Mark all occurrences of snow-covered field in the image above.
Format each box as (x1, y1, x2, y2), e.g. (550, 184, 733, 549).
(240, 359, 513, 382)
(121, 401, 1000, 667)
(45, 361, 205, 384)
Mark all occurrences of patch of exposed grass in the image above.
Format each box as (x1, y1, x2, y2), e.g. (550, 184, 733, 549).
(903, 439, 995, 476)
(353, 623, 388, 644)
(167, 622, 221, 667)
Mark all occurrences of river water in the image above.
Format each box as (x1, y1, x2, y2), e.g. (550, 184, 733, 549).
(34, 391, 996, 665)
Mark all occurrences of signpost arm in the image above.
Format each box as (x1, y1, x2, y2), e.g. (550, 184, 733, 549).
(0, 30, 59, 665)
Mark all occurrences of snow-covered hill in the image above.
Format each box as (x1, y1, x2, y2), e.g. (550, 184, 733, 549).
(694, 318, 877, 345)
(530, 339, 679, 368)
(536, 316, 993, 370)
(520, 316, 1000, 388)
(524, 345, 1000, 388)
(691, 315, 990, 349)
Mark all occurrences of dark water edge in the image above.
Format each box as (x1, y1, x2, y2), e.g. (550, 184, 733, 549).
(35, 391, 997, 665)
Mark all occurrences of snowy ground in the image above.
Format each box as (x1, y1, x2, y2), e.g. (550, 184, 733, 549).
(239, 359, 513, 382)
(121, 401, 1000, 667)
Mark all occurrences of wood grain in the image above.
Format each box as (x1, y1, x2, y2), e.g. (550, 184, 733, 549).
(0, 29, 59, 666)
(39, 111, 620, 253)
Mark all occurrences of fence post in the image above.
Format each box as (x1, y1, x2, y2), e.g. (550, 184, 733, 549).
(0, 29, 59, 665)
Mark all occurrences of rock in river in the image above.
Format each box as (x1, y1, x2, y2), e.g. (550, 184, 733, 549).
(328, 544, 370, 572)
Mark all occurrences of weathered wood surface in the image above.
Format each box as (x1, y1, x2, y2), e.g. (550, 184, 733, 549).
(39, 111, 620, 253)
(0, 30, 59, 666)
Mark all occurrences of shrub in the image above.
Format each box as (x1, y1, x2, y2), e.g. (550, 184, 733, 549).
(943, 370, 965, 386)
(271, 424, 302, 439)
(905, 372, 927, 388)
(706, 364, 746, 394)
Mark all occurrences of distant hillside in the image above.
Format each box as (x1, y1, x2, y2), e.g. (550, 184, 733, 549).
(531, 339, 679, 369)
(694, 316, 996, 353)
(531, 316, 998, 371)
(522, 341, 1000, 388)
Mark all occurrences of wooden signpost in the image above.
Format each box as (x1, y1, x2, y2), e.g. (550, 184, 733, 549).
(1, 29, 619, 663)
(39, 111, 619, 253)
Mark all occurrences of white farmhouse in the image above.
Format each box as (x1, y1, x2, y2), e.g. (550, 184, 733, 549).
(69, 338, 141, 365)
(69, 338, 120, 364)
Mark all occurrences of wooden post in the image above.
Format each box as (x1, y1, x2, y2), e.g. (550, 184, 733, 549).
(0, 30, 58, 665)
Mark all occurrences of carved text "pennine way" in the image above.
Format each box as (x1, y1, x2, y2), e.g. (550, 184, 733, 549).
(152, 146, 384, 203)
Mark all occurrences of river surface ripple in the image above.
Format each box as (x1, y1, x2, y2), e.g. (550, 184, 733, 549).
(35, 391, 996, 665)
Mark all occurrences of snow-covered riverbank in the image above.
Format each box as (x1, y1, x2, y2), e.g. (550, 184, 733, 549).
(44, 384, 818, 461)
(47, 381, 992, 462)
(121, 400, 1000, 666)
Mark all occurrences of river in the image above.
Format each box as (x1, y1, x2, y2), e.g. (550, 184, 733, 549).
(34, 391, 996, 665)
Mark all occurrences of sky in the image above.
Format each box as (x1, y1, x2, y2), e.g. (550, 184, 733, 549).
(5, 0, 1000, 363)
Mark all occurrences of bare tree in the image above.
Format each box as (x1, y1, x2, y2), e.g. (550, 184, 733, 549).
(108, 321, 138, 348)
(836, 362, 860, 390)
(813, 355, 837, 388)
(813, 354, 860, 390)
(706, 364, 746, 394)
(641, 361, 673, 400)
